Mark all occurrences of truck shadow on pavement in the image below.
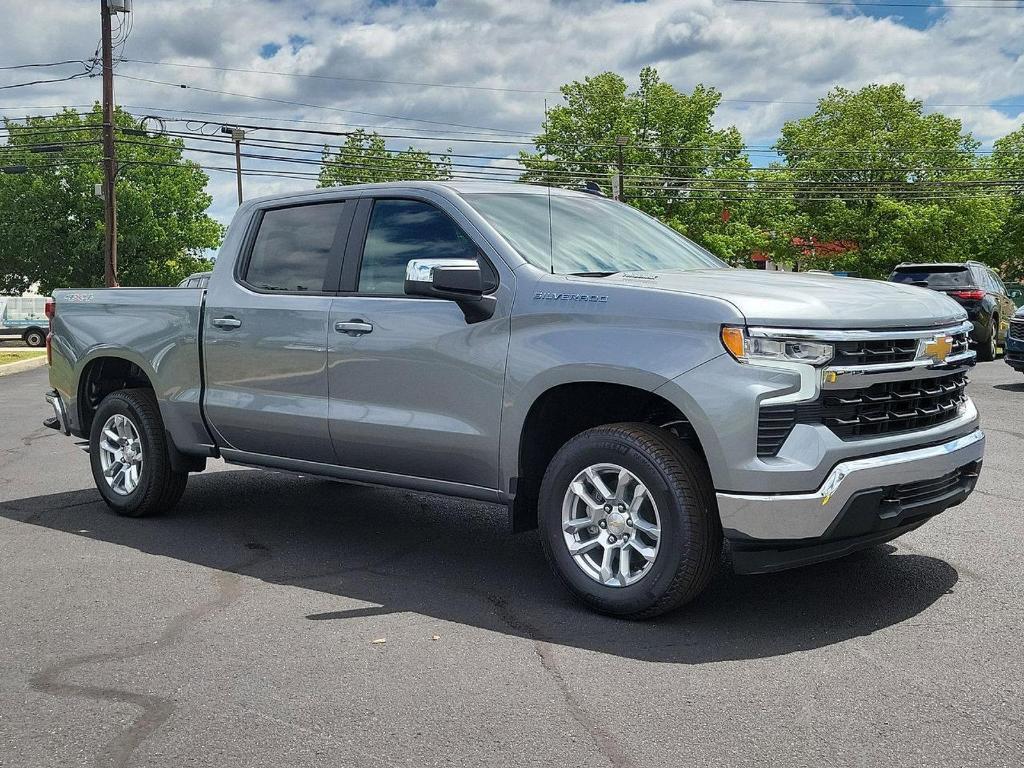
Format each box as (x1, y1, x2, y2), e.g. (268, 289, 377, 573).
(0, 469, 959, 665)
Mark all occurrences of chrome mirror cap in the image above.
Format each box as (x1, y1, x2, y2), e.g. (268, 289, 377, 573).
(405, 258, 480, 284)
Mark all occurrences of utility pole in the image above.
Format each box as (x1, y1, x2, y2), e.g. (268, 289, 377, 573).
(614, 136, 628, 202)
(221, 126, 246, 205)
(100, 0, 130, 287)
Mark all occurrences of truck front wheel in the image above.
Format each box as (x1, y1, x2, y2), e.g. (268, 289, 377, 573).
(89, 389, 188, 517)
(538, 423, 721, 619)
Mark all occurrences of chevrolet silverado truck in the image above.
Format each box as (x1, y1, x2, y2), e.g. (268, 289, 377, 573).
(43, 182, 985, 618)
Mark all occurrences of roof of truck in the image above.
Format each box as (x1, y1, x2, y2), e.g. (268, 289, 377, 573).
(244, 181, 602, 207)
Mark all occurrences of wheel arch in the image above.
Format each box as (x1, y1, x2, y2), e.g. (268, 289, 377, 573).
(506, 375, 711, 533)
(76, 353, 158, 436)
(76, 353, 207, 474)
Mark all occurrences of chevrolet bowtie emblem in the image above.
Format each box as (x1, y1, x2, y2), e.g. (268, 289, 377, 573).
(923, 334, 953, 363)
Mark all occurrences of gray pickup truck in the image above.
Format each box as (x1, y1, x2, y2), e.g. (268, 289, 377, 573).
(44, 182, 985, 618)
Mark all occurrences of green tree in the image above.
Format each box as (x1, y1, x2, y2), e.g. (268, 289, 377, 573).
(519, 68, 771, 264)
(0, 105, 222, 295)
(991, 126, 1024, 279)
(318, 130, 451, 187)
(775, 84, 1008, 277)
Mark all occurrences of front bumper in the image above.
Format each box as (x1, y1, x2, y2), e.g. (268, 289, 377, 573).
(718, 430, 985, 573)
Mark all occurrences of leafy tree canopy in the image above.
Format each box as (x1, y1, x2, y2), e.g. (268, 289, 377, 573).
(520, 67, 775, 264)
(318, 130, 451, 187)
(991, 126, 1024, 278)
(775, 84, 1008, 277)
(0, 105, 222, 295)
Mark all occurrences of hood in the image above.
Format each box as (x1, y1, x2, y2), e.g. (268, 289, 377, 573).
(607, 269, 967, 329)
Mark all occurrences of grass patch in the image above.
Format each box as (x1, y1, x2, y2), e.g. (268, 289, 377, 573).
(0, 350, 46, 365)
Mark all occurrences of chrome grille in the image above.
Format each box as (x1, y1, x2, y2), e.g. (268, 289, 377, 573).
(833, 339, 918, 365)
(1009, 319, 1024, 341)
(755, 324, 974, 458)
(759, 372, 967, 454)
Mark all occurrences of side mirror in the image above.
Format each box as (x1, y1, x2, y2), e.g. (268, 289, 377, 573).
(404, 258, 495, 322)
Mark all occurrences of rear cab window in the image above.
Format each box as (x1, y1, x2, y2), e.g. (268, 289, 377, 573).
(889, 266, 973, 290)
(243, 202, 349, 293)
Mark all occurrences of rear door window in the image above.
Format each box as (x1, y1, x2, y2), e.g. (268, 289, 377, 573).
(890, 267, 972, 289)
(245, 203, 348, 293)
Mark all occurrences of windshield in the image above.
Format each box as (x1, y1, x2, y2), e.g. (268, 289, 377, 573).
(890, 266, 972, 289)
(463, 192, 727, 274)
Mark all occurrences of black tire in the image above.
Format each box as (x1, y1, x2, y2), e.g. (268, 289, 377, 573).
(977, 319, 997, 362)
(538, 423, 721, 619)
(89, 389, 188, 517)
(23, 328, 46, 347)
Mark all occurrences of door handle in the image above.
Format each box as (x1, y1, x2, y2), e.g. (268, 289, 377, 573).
(211, 317, 242, 329)
(335, 320, 373, 336)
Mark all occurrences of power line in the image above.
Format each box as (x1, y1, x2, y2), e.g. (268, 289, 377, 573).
(113, 135, 1024, 191)
(119, 58, 1024, 111)
(7, 148, 1019, 201)
(3, 105, 1016, 161)
(119, 58, 562, 96)
(721, 96, 1024, 109)
(141, 129, 1024, 183)
(0, 60, 88, 71)
(131, 108, 1013, 154)
(115, 73, 534, 136)
(730, 0, 1024, 8)
(0, 71, 93, 91)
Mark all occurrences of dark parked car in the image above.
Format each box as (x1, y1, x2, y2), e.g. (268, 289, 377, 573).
(1005, 307, 1024, 374)
(889, 262, 1015, 361)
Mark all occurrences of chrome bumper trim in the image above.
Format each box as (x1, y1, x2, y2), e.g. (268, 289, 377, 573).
(717, 430, 985, 540)
(748, 320, 973, 342)
(822, 351, 976, 390)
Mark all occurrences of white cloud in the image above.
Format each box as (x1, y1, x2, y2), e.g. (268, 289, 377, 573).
(2, 0, 1022, 225)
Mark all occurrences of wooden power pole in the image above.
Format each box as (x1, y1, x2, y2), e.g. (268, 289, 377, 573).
(100, 0, 120, 287)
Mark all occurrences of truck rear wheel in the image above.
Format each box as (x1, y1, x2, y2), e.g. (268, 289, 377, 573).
(538, 423, 721, 619)
(89, 389, 188, 517)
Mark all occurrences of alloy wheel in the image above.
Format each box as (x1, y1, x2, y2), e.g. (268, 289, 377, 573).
(98, 414, 144, 496)
(560, 463, 662, 587)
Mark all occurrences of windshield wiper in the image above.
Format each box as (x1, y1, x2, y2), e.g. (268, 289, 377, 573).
(568, 271, 616, 277)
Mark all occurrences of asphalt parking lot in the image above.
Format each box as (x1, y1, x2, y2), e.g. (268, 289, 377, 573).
(1, 362, 1022, 768)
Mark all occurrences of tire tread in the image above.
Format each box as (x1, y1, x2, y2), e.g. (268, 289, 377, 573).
(539, 422, 721, 619)
(90, 388, 187, 517)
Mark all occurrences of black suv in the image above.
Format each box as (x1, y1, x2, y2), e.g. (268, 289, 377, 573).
(889, 261, 1015, 361)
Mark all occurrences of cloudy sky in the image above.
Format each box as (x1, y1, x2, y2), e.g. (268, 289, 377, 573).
(3, 0, 1023, 224)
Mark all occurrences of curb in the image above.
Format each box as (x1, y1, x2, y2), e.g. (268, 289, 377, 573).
(0, 355, 48, 377)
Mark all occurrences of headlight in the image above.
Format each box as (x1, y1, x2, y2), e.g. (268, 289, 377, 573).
(721, 326, 834, 366)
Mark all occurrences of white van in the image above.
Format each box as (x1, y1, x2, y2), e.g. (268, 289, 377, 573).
(0, 295, 49, 347)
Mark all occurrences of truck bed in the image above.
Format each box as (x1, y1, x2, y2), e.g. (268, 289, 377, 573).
(49, 288, 211, 453)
